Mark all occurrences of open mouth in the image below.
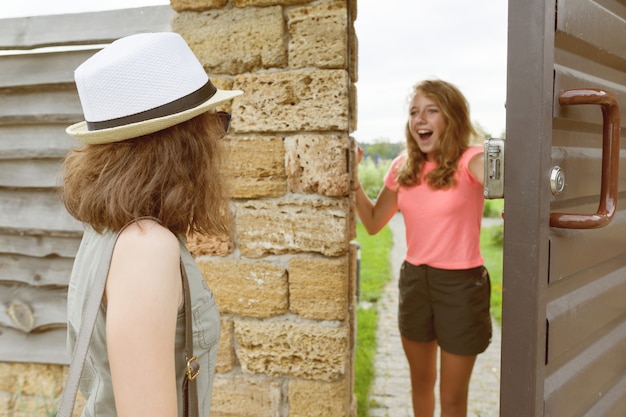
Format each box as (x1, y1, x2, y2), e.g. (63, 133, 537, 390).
(417, 129, 433, 141)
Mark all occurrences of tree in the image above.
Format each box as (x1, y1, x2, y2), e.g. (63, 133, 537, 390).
(361, 140, 404, 160)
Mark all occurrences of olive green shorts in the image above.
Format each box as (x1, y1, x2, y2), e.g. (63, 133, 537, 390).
(398, 262, 492, 355)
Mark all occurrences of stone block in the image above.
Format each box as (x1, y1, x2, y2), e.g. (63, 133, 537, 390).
(235, 198, 350, 258)
(235, 320, 349, 380)
(288, 1, 348, 69)
(211, 374, 282, 416)
(289, 256, 349, 321)
(172, 7, 287, 74)
(288, 378, 351, 417)
(233, 0, 313, 6)
(232, 70, 349, 133)
(209, 77, 237, 113)
(223, 136, 287, 199)
(11, 394, 58, 417)
(0, 362, 65, 397)
(285, 134, 351, 197)
(170, 0, 228, 12)
(186, 233, 232, 257)
(348, 0, 357, 20)
(0, 392, 11, 417)
(348, 243, 358, 339)
(348, 23, 358, 82)
(198, 260, 288, 318)
(349, 82, 357, 132)
(215, 317, 237, 373)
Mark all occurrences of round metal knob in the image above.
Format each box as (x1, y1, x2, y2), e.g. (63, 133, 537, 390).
(550, 166, 565, 195)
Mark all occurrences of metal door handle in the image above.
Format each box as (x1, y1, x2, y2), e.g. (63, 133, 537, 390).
(550, 88, 621, 229)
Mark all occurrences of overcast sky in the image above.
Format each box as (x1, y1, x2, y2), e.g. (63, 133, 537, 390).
(0, 0, 508, 143)
(355, 0, 508, 143)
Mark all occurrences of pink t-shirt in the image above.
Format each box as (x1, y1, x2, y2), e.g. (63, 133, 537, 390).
(384, 146, 484, 269)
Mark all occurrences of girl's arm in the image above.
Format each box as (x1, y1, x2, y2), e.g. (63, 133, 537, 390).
(355, 146, 399, 234)
(469, 151, 485, 186)
(105, 219, 182, 417)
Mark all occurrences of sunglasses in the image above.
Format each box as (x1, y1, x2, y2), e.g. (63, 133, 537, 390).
(215, 111, 232, 133)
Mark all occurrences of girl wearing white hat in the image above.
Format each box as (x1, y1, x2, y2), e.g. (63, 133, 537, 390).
(60, 32, 242, 417)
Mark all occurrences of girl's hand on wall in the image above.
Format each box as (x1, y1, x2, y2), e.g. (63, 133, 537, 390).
(355, 144, 365, 165)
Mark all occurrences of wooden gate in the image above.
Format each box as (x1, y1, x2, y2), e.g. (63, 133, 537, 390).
(502, 0, 626, 415)
(0, 6, 173, 364)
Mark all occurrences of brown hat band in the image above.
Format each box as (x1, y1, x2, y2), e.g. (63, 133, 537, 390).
(86, 80, 218, 131)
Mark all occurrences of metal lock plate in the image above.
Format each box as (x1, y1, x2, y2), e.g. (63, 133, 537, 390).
(483, 138, 505, 199)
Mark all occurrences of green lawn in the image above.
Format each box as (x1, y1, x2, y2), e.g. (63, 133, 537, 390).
(353, 224, 393, 416)
(482, 199, 504, 324)
(354, 205, 504, 417)
(481, 225, 504, 324)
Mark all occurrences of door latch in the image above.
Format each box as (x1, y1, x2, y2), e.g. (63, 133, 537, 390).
(484, 138, 505, 199)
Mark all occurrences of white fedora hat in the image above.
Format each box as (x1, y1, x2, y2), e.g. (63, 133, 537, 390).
(66, 32, 243, 144)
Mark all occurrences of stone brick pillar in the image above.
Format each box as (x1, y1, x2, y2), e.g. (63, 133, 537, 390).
(171, 0, 358, 416)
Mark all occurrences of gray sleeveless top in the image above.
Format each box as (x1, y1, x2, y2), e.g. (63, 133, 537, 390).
(67, 226, 220, 417)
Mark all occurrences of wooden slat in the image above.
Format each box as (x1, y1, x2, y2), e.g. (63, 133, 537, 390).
(549, 209, 626, 282)
(544, 320, 626, 416)
(0, 285, 66, 332)
(0, 48, 98, 88)
(550, 146, 626, 203)
(594, 0, 626, 20)
(555, 47, 626, 94)
(553, 64, 626, 127)
(0, 253, 74, 287)
(0, 124, 77, 159)
(0, 232, 81, 257)
(0, 327, 68, 364)
(552, 122, 607, 148)
(0, 88, 82, 124)
(0, 189, 82, 234)
(0, 158, 63, 188)
(581, 373, 626, 417)
(546, 260, 626, 361)
(0, 6, 174, 50)
(595, 0, 626, 21)
(557, 0, 626, 64)
(0, 231, 81, 258)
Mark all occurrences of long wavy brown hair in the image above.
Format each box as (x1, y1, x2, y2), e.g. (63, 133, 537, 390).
(60, 112, 231, 236)
(396, 80, 479, 190)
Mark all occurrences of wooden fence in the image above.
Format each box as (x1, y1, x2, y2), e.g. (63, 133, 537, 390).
(0, 5, 174, 364)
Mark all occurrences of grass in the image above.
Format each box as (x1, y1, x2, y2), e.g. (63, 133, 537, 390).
(354, 200, 504, 417)
(355, 306, 379, 415)
(481, 225, 504, 324)
(356, 225, 393, 304)
(354, 223, 393, 416)
(482, 198, 504, 324)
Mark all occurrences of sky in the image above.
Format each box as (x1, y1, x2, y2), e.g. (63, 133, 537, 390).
(354, 0, 508, 143)
(0, 0, 508, 143)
